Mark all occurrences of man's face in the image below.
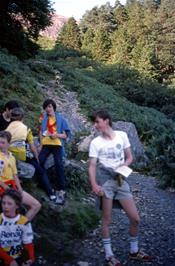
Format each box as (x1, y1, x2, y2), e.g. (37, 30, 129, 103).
(45, 104, 55, 115)
(0, 137, 9, 152)
(94, 117, 108, 132)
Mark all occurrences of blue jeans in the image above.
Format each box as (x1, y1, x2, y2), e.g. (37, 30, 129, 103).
(39, 145, 65, 191)
(26, 157, 53, 196)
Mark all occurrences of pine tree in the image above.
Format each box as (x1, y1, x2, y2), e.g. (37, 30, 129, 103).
(56, 17, 81, 51)
(81, 28, 95, 57)
(110, 26, 131, 64)
(155, 0, 175, 67)
(80, 3, 117, 34)
(92, 27, 111, 62)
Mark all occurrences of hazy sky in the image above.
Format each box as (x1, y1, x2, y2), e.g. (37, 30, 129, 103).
(53, 0, 126, 20)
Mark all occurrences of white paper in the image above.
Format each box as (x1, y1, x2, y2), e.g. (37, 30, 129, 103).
(114, 165, 132, 178)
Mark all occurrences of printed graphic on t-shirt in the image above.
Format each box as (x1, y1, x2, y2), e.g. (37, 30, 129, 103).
(0, 214, 33, 259)
(98, 144, 123, 161)
(89, 131, 131, 170)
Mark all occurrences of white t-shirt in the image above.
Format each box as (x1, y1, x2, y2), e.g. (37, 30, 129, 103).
(0, 213, 33, 259)
(89, 130, 131, 170)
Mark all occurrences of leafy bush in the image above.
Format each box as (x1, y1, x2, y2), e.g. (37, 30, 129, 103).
(61, 204, 100, 238)
(87, 64, 175, 120)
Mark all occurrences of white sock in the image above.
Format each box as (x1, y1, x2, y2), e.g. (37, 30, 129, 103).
(102, 238, 114, 259)
(130, 236, 139, 254)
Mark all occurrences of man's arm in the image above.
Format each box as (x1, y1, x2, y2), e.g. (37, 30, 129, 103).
(88, 157, 102, 195)
(123, 147, 133, 166)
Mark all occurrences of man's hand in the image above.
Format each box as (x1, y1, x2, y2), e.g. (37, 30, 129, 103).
(92, 183, 103, 196)
(50, 133, 58, 139)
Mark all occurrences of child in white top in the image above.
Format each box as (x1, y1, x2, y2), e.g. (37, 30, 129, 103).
(0, 189, 35, 266)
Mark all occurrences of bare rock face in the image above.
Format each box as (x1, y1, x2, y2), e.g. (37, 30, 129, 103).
(112, 121, 149, 166)
(40, 13, 68, 40)
(78, 134, 94, 152)
(77, 121, 148, 168)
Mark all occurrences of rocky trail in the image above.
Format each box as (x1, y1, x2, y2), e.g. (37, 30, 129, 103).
(59, 173, 175, 266)
(36, 72, 175, 266)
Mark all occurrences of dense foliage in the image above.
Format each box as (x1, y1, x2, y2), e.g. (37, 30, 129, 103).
(0, 0, 53, 57)
(56, 0, 175, 83)
(56, 17, 81, 51)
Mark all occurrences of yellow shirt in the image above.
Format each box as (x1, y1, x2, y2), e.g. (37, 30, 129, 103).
(40, 116, 61, 146)
(6, 121, 28, 142)
(8, 128, 34, 161)
(0, 151, 17, 182)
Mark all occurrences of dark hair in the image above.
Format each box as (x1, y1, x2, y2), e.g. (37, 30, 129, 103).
(0, 131, 12, 143)
(10, 107, 24, 121)
(43, 99, 56, 111)
(4, 100, 20, 111)
(90, 109, 112, 127)
(2, 189, 22, 208)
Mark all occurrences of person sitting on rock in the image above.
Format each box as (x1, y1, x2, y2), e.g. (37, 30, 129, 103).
(5, 108, 59, 204)
(5, 107, 36, 179)
(88, 109, 153, 266)
(0, 100, 20, 131)
(0, 131, 41, 221)
(0, 189, 35, 266)
(38, 99, 70, 205)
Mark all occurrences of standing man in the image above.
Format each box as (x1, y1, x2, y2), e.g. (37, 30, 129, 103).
(0, 100, 19, 130)
(88, 109, 152, 266)
(38, 99, 70, 204)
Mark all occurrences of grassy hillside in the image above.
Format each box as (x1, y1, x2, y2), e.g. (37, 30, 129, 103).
(1, 46, 175, 187)
(0, 49, 44, 130)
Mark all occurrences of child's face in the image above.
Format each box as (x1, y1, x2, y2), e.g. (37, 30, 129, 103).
(45, 104, 55, 115)
(0, 137, 9, 152)
(1, 195, 18, 217)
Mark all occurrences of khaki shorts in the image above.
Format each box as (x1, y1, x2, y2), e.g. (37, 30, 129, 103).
(102, 179, 132, 200)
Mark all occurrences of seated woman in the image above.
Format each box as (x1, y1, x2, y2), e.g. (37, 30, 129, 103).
(0, 189, 35, 266)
